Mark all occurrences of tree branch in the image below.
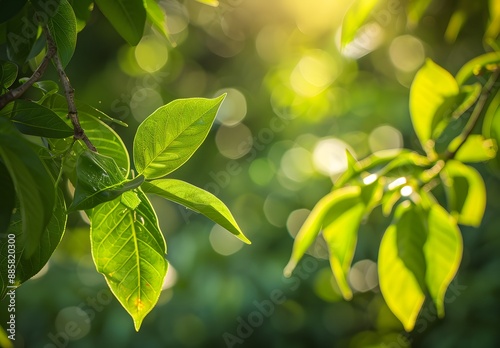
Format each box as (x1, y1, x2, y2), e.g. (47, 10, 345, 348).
(44, 26, 97, 152)
(0, 44, 56, 110)
(443, 69, 500, 160)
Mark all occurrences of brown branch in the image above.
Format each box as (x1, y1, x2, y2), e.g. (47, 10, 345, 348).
(43, 26, 97, 152)
(0, 44, 56, 110)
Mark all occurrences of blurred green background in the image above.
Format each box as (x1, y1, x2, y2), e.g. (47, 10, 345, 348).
(2, 0, 500, 347)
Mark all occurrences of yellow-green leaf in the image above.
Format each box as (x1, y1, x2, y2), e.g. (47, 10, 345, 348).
(423, 204, 462, 317)
(453, 135, 497, 163)
(341, 0, 380, 48)
(322, 187, 364, 300)
(410, 59, 459, 151)
(284, 186, 361, 277)
(441, 160, 486, 227)
(378, 202, 426, 331)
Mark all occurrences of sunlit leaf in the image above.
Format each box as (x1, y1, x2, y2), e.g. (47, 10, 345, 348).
(133, 95, 225, 179)
(0, 117, 55, 257)
(378, 201, 426, 331)
(10, 99, 73, 138)
(423, 204, 462, 317)
(455, 52, 500, 85)
(441, 160, 486, 227)
(89, 189, 168, 331)
(95, 0, 146, 45)
(47, 0, 77, 67)
(70, 151, 144, 211)
(284, 186, 361, 277)
(144, 0, 169, 41)
(410, 59, 459, 151)
(142, 179, 250, 244)
(321, 187, 364, 300)
(452, 135, 497, 163)
(452, 83, 481, 119)
(341, 0, 380, 48)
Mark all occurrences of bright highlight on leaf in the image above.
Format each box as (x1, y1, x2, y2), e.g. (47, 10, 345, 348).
(89, 189, 168, 331)
(378, 202, 426, 331)
(142, 179, 250, 244)
(341, 0, 380, 49)
(410, 59, 459, 152)
(133, 95, 225, 179)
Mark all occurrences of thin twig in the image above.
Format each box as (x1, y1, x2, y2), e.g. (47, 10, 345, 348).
(0, 44, 56, 110)
(43, 26, 97, 152)
(443, 69, 500, 160)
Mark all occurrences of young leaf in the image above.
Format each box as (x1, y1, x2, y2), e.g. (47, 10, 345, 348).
(451, 83, 481, 119)
(89, 189, 168, 331)
(0, 60, 18, 89)
(410, 59, 459, 151)
(340, 0, 380, 48)
(378, 202, 426, 331)
(47, 0, 77, 68)
(455, 51, 500, 85)
(0, 117, 55, 257)
(321, 186, 364, 300)
(441, 160, 486, 227)
(10, 99, 74, 138)
(423, 204, 462, 317)
(144, 0, 169, 41)
(70, 151, 144, 211)
(133, 95, 225, 179)
(142, 179, 250, 244)
(94, 0, 146, 46)
(452, 135, 497, 163)
(284, 186, 361, 277)
(0, 183, 67, 299)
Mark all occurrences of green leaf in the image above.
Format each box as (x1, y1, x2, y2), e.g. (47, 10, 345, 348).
(6, 4, 37, 64)
(68, 0, 94, 32)
(46, 0, 77, 67)
(340, 0, 380, 48)
(121, 190, 141, 210)
(0, 117, 55, 257)
(0, 181, 67, 299)
(410, 59, 459, 151)
(455, 52, 500, 85)
(378, 201, 426, 331)
(142, 179, 250, 244)
(10, 99, 73, 137)
(133, 95, 225, 179)
(284, 186, 361, 277)
(321, 186, 364, 300)
(423, 204, 462, 317)
(95, 0, 146, 45)
(0, 0, 28, 24)
(452, 135, 497, 163)
(89, 189, 168, 331)
(32, 80, 59, 102)
(0, 161, 15, 233)
(0, 60, 18, 89)
(442, 160, 486, 227)
(144, 0, 169, 41)
(407, 0, 433, 25)
(70, 151, 144, 211)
